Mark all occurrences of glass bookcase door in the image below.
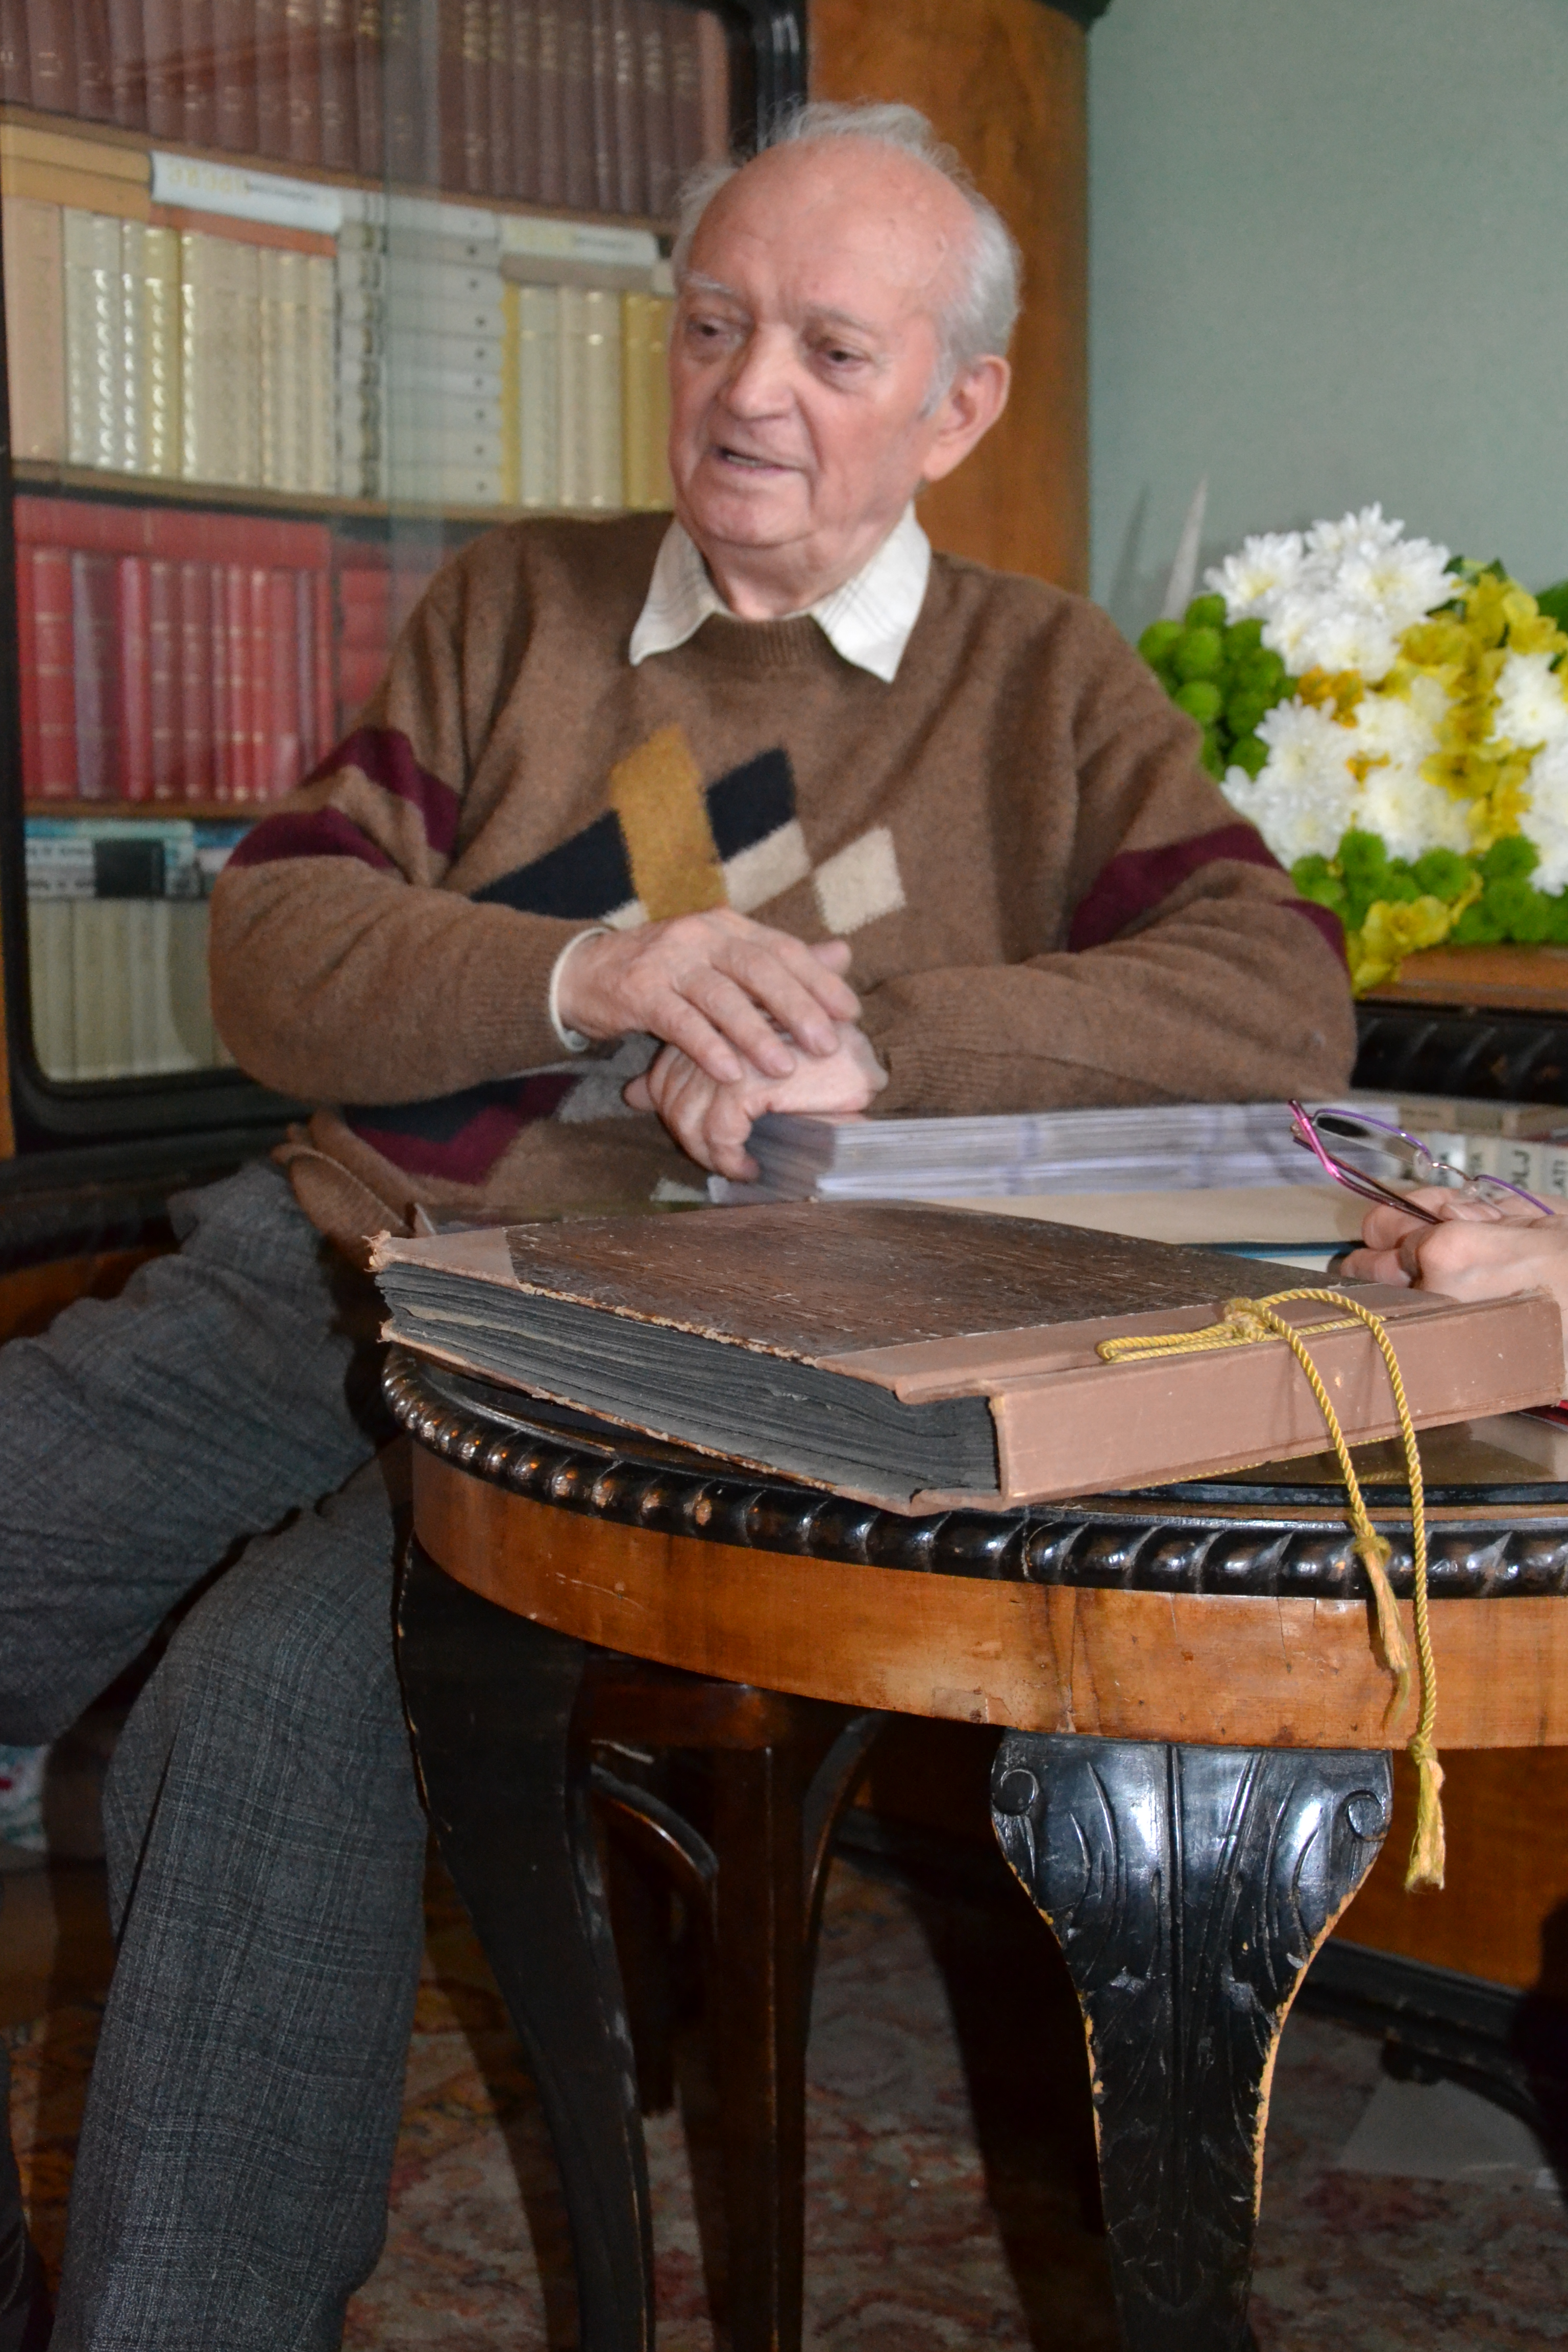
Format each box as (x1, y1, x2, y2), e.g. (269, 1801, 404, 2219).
(0, 0, 750, 1133)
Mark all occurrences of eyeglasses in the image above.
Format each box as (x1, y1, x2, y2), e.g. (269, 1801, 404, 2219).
(1287, 1101, 1551, 1226)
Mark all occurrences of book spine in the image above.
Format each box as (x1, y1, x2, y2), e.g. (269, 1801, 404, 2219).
(265, 565, 301, 797)
(284, 0, 320, 168)
(646, 290, 672, 506)
(447, 0, 488, 196)
(2, 197, 67, 462)
(258, 244, 285, 486)
(104, 0, 144, 126)
(620, 289, 647, 508)
(32, 538, 82, 797)
(352, 0, 383, 175)
(667, 4, 702, 182)
(137, 221, 181, 476)
(29, 898, 76, 1076)
(177, 556, 212, 800)
(124, 894, 156, 1073)
(485, 0, 512, 199)
(117, 217, 146, 474)
(582, 286, 622, 509)
(0, 0, 28, 105)
(206, 552, 230, 799)
(640, 0, 673, 221)
(499, 277, 520, 504)
(381, 0, 419, 180)
(695, 8, 728, 165)
(24, 0, 74, 113)
(504, 0, 534, 201)
(114, 551, 153, 799)
(71, 549, 116, 799)
(555, 282, 587, 507)
(63, 208, 124, 471)
(75, 0, 116, 121)
(179, 0, 216, 147)
(253, 0, 291, 161)
(147, 554, 178, 799)
(517, 280, 558, 507)
(141, 0, 181, 138)
(304, 253, 336, 493)
(222, 562, 249, 798)
(317, 0, 356, 172)
(15, 550, 44, 805)
(558, 2, 594, 212)
(609, 0, 642, 218)
(212, 0, 256, 150)
(587, 0, 615, 215)
(177, 227, 205, 479)
(532, 0, 564, 207)
(309, 565, 333, 765)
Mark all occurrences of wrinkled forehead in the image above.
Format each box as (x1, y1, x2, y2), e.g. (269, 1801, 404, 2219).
(688, 140, 968, 325)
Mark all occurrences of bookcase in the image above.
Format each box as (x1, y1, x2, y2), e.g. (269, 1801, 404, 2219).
(0, 0, 803, 1153)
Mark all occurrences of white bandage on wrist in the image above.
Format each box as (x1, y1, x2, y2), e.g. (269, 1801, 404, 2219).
(547, 927, 610, 1052)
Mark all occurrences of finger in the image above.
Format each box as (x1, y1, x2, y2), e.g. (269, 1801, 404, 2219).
(679, 969, 803, 1076)
(809, 938, 853, 973)
(712, 944, 859, 1057)
(644, 994, 748, 1085)
(725, 930, 861, 1032)
(1341, 1244, 1411, 1287)
(623, 1073, 652, 1111)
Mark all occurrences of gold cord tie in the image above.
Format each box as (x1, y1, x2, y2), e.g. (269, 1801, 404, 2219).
(1098, 1289, 1443, 1890)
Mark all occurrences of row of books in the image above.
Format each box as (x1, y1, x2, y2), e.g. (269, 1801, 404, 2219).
(15, 495, 338, 802)
(25, 816, 244, 1080)
(6, 146, 677, 508)
(0, 0, 728, 216)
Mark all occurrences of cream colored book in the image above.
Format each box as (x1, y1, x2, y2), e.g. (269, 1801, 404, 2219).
(63, 209, 124, 472)
(517, 282, 560, 509)
(555, 283, 591, 509)
(3, 197, 66, 461)
(644, 294, 672, 508)
(124, 222, 182, 478)
(166, 901, 216, 1066)
(303, 254, 336, 494)
(621, 289, 651, 508)
(28, 900, 76, 1080)
(500, 281, 521, 506)
(260, 247, 305, 491)
(582, 287, 623, 511)
(181, 231, 262, 488)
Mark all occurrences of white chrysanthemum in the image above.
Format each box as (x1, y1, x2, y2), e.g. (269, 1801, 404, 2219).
(1335, 536, 1452, 635)
(1205, 531, 1305, 619)
(1521, 739, 1568, 892)
(1258, 587, 1334, 671)
(1297, 605, 1402, 682)
(1357, 764, 1472, 862)
(1494, 650, 1568, 751)
(1350, 689, 1441, 768)
(1222, 699, 1361, 865)
(1305, 505, 1405, 562)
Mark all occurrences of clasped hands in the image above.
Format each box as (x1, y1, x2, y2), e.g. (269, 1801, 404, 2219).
(554, 906, 888, 1178)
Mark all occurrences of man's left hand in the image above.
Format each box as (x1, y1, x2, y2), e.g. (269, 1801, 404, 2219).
(625, 1022, 888, 1178)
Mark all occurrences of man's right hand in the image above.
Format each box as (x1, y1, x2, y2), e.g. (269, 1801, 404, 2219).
(555, 909, 859, 1083)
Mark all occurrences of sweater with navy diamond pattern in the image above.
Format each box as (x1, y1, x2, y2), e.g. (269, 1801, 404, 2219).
(210, 512, 1355, 1243)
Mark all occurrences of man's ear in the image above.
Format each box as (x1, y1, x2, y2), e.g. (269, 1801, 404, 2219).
(921, 355, 1011, 486)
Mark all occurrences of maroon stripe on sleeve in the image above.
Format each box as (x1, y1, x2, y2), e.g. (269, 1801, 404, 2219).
(226, 807, 396, 872)
(1287, 897, 1349, 966)
(1068, 821, 1286, 952)
(303, 725, 461, 858)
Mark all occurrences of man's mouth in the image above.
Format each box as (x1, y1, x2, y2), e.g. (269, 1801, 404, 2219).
(713, 444, 791, 473)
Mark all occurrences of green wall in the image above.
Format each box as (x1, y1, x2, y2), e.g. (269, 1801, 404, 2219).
(1087, 0, 1568, 634)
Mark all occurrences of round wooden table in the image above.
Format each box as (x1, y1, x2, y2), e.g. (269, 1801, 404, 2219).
(387, 1345, 1568, 2352)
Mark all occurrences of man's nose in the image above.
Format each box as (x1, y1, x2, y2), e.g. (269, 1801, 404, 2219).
(718, 329, 795, 416)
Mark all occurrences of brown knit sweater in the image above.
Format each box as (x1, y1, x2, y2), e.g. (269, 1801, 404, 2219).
(210, 513, 1355, 1242)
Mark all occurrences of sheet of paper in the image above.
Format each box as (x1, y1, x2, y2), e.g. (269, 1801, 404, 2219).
(924, 1186, 1368, 1247)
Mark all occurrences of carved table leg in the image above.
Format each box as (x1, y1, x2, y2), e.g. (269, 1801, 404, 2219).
(397, 1538, 654, 2352)
(991, 1734, 1392, 2352)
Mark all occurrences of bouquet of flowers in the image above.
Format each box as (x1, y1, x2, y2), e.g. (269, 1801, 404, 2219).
(1138, 508, 1568, 991)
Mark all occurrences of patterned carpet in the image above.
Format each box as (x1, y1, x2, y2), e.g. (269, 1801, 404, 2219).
(8, 1856, 1568, 2347)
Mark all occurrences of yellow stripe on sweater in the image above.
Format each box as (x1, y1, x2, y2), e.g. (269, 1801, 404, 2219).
(609, 724, 728, 920)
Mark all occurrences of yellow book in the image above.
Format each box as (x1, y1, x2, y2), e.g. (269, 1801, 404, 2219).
(581, 286, 623, 511)
(2, 195, 65, 461)
(2, 159, 151, 221)
(125, 222, 182, 478)
(500, 280, 521, 507)
(646, 294, 673, 509)
(518, 283, 559, 509)
(0, 124, 149, 182)
(621, 290, 650, 508)
(303, 255, 336, 495)
(555, 284, 590, 510)
(63, 208, 124, 471)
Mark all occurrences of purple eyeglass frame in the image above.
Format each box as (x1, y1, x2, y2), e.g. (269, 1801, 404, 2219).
(1286, 1101, 1551, 1224)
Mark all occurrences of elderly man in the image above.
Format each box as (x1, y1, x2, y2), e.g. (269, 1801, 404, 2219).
(0, 100, 1353, 2349)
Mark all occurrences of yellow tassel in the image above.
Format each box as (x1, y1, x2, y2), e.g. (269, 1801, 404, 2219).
(1099, 1286, 1444, 1892)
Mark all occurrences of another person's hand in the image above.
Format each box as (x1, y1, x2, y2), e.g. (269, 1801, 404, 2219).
(556, 911, 857, 1083)
(624, 1021, 888, 1179)
(1344, 1186, 1568, 1336)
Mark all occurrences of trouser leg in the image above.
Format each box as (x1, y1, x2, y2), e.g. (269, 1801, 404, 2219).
(0, 1159, 383, 1746)
(53, 1458, 427, 2352)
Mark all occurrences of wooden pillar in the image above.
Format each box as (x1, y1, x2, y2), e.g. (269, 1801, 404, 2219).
(810, 0, 1088, 592)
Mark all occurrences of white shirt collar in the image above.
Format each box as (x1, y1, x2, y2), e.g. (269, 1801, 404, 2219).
(628, 505, 932, 685)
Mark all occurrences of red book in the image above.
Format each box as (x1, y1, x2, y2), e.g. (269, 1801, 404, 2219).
(558, 1, 594, 211)
(438, 0, 487, 195)
(15, 550, 39, 799)
(179, 558, 214, 802)
(284, 0, 320, 167)
(114, 554, 154, 800)
(141, 0, 181, 136)
(24, 0, 74, 112)
(70, 551, 117, 802)
(30, 547, 77, 800)
(666, 2, 702, 182)
(213, 0, 256, 149)
(317, 0, 355, 170)
(587, 0, 615, 214)
(609, 0, 641, 217)
(639, 1, 674, 222)
(264, 567, 301, 798)
(75, 0, 115, 120)
(210, 563, 235, 801)
(352, 0, 382, 176)
(104, 0, 144, 126)
(0, 2, 30, 108)
(148, 557, 179, 800)
(310, 568, 333, 767)
(179, 0, 217, 146)
(532, 0, 564, 207)
(253, 0, 290, 160)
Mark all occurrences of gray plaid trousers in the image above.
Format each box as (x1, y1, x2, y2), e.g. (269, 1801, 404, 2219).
(0, 1162, 429, 2349)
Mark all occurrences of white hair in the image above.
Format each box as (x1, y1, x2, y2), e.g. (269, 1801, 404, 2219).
(670, 99, 1022, 395)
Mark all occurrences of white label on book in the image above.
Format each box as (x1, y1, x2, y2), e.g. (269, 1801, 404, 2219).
(498, 215, 659, 270)
(151, 153, 344, 237)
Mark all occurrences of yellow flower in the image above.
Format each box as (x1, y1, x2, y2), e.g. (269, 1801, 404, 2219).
(1347, 894, 1457, 994)
(1296, 667, 1365, 723)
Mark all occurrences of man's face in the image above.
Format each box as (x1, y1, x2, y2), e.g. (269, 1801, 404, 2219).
(667, 139, 991, 603)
